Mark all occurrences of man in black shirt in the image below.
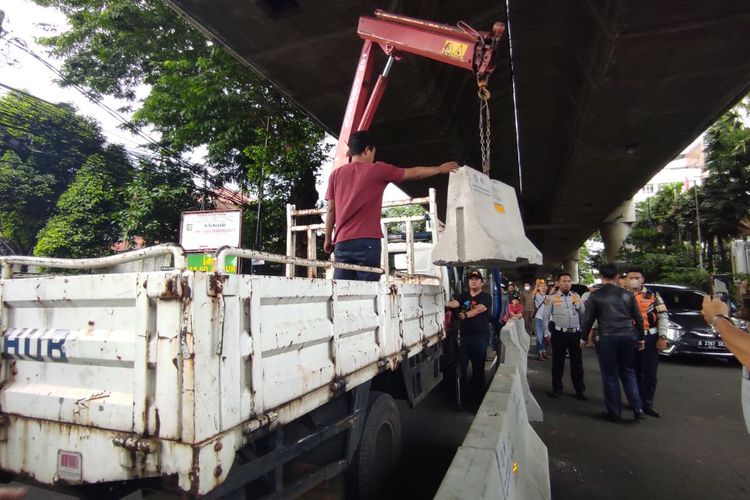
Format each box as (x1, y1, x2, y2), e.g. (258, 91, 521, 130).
(580, 264, 646, 422)
(446, 270, 493, 404)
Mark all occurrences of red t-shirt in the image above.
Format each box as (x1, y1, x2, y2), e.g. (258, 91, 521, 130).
(509, 302, 523, 315)
(325, 161, 405, 243)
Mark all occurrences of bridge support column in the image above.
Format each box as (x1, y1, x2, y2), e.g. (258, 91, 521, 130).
(562, 250, 579, 283)
(599, 199, 636, 263)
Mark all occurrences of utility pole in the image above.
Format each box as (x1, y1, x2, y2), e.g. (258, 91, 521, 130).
(694, 180, 704, 271)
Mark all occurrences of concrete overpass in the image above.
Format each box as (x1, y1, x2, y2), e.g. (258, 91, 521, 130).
(165, 0, 750, 273)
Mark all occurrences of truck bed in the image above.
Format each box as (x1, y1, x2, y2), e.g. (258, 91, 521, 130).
(0, 270, 444, 495)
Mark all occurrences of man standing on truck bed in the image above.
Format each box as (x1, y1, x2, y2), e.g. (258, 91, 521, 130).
(324, 130, 459, 280)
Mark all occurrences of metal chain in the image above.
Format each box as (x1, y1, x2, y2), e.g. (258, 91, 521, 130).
(478, 82, 491, 176)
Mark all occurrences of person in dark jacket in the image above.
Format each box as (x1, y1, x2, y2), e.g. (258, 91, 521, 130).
(580, 264, 646, 422)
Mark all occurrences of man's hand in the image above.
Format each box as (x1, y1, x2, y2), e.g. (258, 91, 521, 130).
(439, 161, 460, 174)
(579, 340, 585, 350)
(656, 337, 668, 351)
(585, 339, 595, 348)
(323, 237, 333, 254)
(637, 340, 645, 351)
(702, 295, 730, 325)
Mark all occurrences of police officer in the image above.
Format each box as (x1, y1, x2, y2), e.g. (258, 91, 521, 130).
(544, 272, 587, 400)
(626, 267, 668, 417)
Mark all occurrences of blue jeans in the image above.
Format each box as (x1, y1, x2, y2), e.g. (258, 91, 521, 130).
(535, 318, 546, 353)
(596, 335, 642, 417)
(333, 238, 381, 281)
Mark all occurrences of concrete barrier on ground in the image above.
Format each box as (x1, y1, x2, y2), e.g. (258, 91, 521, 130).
(435, 364, 551, 500)
(500, 319, 543, 422)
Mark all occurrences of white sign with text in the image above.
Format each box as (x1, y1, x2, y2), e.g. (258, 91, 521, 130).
(180, 210, 242, 251)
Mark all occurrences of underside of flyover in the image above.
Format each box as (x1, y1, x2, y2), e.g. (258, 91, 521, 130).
(165, 0, 750, 275)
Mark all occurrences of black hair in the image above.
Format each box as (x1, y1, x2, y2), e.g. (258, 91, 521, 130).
(625, 267, 645, 278)
(598, 264, 619, 279)
(556, 272, 571, 280)
(347, 130, 376, 157)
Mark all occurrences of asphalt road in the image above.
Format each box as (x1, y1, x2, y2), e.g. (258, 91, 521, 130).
(389, 349, 750, 500)
(527, 349, 750, 500)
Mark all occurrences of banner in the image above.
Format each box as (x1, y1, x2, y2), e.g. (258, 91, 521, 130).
(186, 253, 238, 274)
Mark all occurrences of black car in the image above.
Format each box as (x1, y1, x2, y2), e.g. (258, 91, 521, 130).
(646, 284, 748, 358)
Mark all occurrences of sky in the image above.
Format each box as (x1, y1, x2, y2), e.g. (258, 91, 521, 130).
(0, 0, 409, 205)
(0, 0, 154, 153)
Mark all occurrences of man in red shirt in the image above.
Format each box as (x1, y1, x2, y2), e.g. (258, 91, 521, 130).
(324, 130, 459, 280)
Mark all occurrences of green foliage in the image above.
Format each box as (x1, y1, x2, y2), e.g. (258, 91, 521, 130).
(0, 90, 107, 253)
(0, 87, 203, 256)
(621, 96, 750, 284)
(34, 154, 130, 258)
(119, 160, 201, 245)
(34, 0, 329, 260)
(701, 101, 750, 241)
(578, 240, 604, 284)
(0, 150, 55, 253)
(382, 205, 428, 235)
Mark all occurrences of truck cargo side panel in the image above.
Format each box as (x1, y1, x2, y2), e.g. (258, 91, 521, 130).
(0, 274, 162, 433)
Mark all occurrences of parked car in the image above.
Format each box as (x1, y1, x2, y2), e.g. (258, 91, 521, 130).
(646, 284, 748, 358)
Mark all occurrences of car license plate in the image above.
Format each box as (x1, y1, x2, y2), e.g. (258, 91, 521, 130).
(698, 340, 725, 348)
(57, 450, 82, 481)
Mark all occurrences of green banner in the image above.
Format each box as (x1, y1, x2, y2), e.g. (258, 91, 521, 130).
(186, 253, 238, 274)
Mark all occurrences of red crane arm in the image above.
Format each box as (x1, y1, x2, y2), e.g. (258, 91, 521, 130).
(333, 10, 505, 169)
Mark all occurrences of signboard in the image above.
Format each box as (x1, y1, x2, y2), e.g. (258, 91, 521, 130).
(186, 253, 239, 274)
(180, 210, 242, 252)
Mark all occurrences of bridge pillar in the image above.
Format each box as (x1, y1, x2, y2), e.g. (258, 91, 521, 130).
(562, 250, 579, 283)
(599, 199, 637, 263)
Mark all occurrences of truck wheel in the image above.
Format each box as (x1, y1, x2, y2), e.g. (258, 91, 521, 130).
(347, 391, 402, 500)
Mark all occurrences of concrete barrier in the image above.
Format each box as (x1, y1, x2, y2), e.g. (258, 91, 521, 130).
(500, 319, 543, 422)
(431, 166, 542, 268)
(435, 364, 551, 500)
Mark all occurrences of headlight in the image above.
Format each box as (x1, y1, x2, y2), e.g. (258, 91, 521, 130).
(732, 317, 748, 331)
(664, 320, 684, 341)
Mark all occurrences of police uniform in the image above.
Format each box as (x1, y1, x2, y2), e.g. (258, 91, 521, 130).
(633, 287, 668, 414)
(543, 289, 586, 397)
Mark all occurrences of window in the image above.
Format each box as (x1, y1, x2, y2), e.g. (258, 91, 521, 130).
(643, 184, 654, 194)
(650, 288, 705, 311)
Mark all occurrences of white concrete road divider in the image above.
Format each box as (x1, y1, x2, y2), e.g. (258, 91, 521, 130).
(500, 319, 543, 422)
(431, 166, 542, 268)
(435, 364, 551, 500)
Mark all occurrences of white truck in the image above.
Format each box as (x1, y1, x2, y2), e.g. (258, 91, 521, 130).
(0, 194, 450, 499)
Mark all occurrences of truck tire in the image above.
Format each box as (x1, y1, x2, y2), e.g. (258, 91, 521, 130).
(347, 391, 402, 500)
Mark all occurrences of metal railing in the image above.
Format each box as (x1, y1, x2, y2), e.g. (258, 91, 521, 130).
(213, 247, 383, 275)
(285, 188, 439, 279)
(0, 244, 186, 279)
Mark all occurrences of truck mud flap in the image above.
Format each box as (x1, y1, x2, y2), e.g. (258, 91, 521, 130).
(401, 342, 443, 408)
(204, 381, 370, 499)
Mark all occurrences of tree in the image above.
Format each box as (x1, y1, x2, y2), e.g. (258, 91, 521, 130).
(382, 205, 428, 236)
(0, 90, 108, 253)
(34, 153, 131, 258)
(119, 159, 201, 245)
(0, 150, 54, 254)
(701, 100, 750, 270)
(34, 0, 329, 258)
